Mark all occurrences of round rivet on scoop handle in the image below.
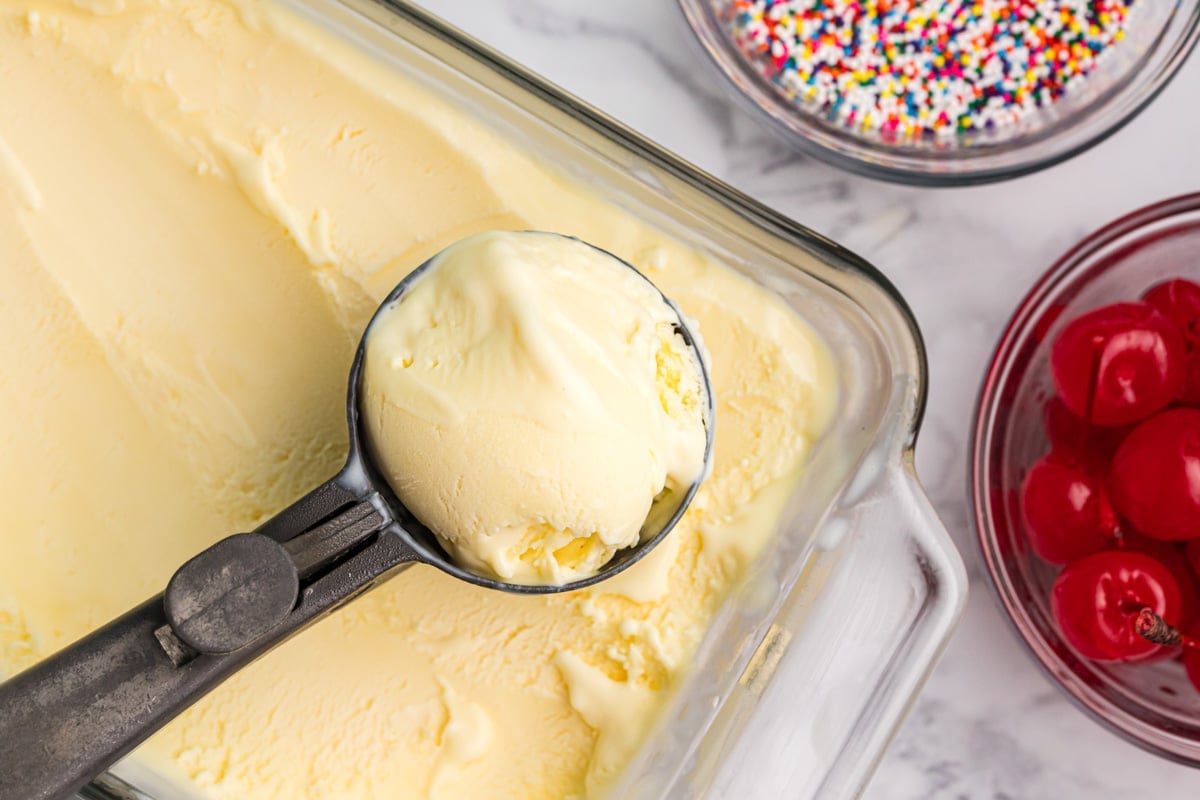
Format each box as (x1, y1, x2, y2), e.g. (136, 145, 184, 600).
(164, 532, 300, 655)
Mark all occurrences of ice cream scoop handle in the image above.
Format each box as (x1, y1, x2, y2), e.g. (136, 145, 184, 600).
(0, 482, 419, 800)
(0, 596, 226, 800)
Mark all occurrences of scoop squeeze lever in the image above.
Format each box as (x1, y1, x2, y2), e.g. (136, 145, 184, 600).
(0, 233, 714, 800)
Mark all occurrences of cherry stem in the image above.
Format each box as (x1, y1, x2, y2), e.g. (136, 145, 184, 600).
(1133, 608, 1197, 649)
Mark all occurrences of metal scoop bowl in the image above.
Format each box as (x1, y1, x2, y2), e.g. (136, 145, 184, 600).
(0, 233, 713, 800)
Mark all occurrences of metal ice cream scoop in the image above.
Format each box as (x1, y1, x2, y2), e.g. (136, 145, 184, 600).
(0, 233, 714, 800)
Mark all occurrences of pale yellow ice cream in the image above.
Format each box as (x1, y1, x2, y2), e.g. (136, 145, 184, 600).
(361, 230, 709, 585)
(0, 0, 836, 798)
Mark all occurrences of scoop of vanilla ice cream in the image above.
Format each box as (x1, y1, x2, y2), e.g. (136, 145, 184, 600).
(361, 231, 709, 585)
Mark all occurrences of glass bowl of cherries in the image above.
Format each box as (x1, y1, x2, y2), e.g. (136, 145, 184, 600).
(974, 192, 1200, 762)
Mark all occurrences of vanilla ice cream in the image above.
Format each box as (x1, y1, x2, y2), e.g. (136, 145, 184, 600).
(361, 231, 708, 585)
(0, 0, 836, 797)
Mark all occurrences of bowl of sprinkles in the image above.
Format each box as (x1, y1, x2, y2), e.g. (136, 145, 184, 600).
(679, 0, 1200, 184)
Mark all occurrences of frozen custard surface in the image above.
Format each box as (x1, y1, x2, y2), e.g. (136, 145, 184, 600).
(362, 231, 708, 585)
(0, 0, 836, 798)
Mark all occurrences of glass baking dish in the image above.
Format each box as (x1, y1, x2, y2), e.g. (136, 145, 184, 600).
(72, 0, 967, 797)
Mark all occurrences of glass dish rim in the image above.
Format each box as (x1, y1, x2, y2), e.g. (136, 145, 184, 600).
(971, 191, 1200, 765)
(677, 0, 1200, 187)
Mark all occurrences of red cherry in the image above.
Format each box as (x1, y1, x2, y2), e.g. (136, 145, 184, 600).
(1021, 453, 1117, 564)
(1187, 539, 1200, 578)
(1143, 279, 1200, 405)
(1181, 574, 1200, 633)
(1179, 356, 1200, 406)
(1109, 408, 1200, 541)
(1050, 302, 1186, 426)
(1042, 397, 1130, 467)
(1180, 362, 1200, 407)
(1184, 626, 1200, 693)
(1119, 534, 1200, 630)
(1142, 279, 1200, 335)
(1051, 550, 1183, 662)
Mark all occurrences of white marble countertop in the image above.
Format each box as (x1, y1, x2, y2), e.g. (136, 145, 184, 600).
(419, 1, 1200, 797)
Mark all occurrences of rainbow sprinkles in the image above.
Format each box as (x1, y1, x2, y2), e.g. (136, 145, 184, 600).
(728, 0, 1137, 142)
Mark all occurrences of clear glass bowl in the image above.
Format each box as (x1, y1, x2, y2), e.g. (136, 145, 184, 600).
(973, 193, 1200, 764)
(677, 0, 1200, 186)
(66, 0, 967, 796)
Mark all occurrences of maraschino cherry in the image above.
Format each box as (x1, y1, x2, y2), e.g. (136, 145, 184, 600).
(1143, 278, 1200, 405)
(1027, 278, 1200, 690)
(1021, 453, 1117, 564)
(1109, 408, 1200, 542)
(1052, 550, 1183, 662)
(1187, 540, 1200, 580)
(1143, 278, 1200, 334)
(1185, 629, 1200, 693)
(1042, 398, 1129, 469)
(1118, 533, 1200, 631)
(1050, 302, 1185, 426)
